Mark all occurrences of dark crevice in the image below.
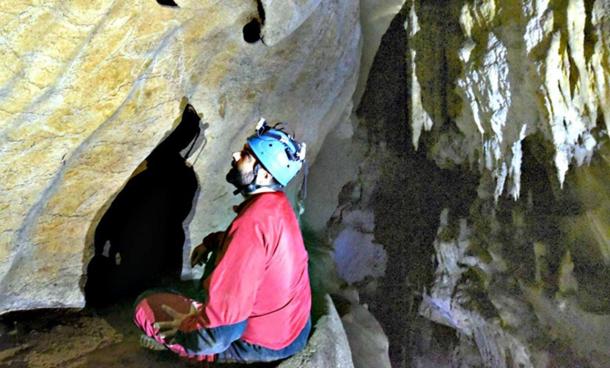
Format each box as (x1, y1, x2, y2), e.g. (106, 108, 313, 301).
(243, 0, 265, 44)
(356, 8, 478, 366)
(256, 0, 266, 25)
(583, 0, 596, 63)
(410, 0, 463, 131)
(156, 0, 178, 7)
(568, 51, 580, 97)
(84, 104, 203, 307)
(243, 19, 262, 43)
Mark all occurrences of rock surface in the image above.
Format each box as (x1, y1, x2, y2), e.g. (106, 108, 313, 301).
(0, 315, 122, 367)
(408, 0, 610, 199)
(302, 0, 407, 233)
(0, 294, 352, 368)
(306, 3, 610, 366)
(0, 0, 408, 315)
(279, 294, 354, 368)
(413, 138, 610, 367)
(260, 0, 322, 46)
(333, 288, 392, 368)
(402, 4, 610, 363)
(419, 210, 534, 368)
(332, 210, 387, 284)
(0, 0, 364, 314)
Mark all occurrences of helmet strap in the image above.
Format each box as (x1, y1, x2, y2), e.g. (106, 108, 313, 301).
(296, 159, 308, 216)
(232, 162, 284, 196)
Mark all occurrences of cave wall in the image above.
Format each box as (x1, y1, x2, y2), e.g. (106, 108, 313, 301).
(409, 0, 609, 200)
(303, 1, 610, 367)
(407, 1, 610, 366)
(0, 0, 409, 314)
(2, 1, 609, 366)
(418, 138, 610, 368)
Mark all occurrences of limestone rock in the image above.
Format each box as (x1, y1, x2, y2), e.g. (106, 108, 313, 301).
(407, 1, 610, 359)
(260, 0, 322, 46)
(354, 0, 407, 105)
(408, 0, 610, 199)
(279, 294, 354, 368)
(333, 289, 392, 368)
(523, 287, 610, 366)
(332, 210, 387, 284)
(301, 117, 365, 233)
(419, 144, 610, 368)
(563, 143, 610, 267)
(0, 0, 361, 314)
(419, 210, 534, 368)
(0, 316, 122, 367)
(302, 0, 407, 233)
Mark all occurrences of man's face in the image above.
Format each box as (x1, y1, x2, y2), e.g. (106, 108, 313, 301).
(226, 144, 257, 188)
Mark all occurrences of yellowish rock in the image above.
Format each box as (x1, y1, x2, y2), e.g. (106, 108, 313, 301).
(0, 0, 365, 313)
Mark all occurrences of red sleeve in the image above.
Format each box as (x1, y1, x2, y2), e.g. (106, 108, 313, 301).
(194, 216, 267, 328)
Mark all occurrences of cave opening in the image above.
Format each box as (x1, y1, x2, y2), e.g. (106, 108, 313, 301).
(84, 105, 202, 307)
(243, 19, 262, 43)
(156, 0, 178, 7)
(243, 0, 265, 44)
(354, 6, 478, 367)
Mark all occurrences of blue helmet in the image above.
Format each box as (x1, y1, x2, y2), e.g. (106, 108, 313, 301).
(247, 118, 306, 187)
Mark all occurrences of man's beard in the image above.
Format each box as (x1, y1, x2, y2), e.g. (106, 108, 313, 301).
(226, 165, 256, 189)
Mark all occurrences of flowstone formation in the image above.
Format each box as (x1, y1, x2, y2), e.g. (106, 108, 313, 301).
(303, 1, 610, 367)
(418, 139, 610, 367)
(0, 0, 369, 314)
(407, 1, 610, 366)
(408, 0, 610, 200)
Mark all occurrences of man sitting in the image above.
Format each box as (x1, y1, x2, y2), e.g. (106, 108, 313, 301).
(133, 119, 311, 363)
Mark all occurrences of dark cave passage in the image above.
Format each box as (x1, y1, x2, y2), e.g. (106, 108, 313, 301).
(85, 105, 202, 307)
(356, 8, 478, 367)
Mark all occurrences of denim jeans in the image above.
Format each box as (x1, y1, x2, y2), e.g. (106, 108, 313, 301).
(216, 317, 311, 363)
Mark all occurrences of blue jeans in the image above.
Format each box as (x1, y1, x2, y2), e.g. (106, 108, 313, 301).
(173, 317, 312, 363)
(217, 318, 312, 363)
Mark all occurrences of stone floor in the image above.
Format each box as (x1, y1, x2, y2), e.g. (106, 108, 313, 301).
(0, 292, 276, 368)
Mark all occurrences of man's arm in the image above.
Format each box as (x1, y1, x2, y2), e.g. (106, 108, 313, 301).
(155, 303, 247, 356)
(190, 231, 225, 267)
(200, 218, 266, 325)
(179, 216, 267, 332)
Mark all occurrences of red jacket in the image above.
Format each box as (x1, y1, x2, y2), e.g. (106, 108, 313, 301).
(184, 191, 311, 349)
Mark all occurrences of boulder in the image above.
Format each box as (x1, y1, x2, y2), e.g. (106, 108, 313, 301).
(280, 294, 354, 368)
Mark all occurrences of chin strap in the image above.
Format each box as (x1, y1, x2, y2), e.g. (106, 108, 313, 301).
(232, 163, 284, 196)
(233, 183, 284, 196)
(296, 159, 308, 216)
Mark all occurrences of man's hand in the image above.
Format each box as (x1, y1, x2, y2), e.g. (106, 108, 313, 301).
(190, 231, 224, 267)
(190, 243, 209, 267)
(154, 303, 198, 342)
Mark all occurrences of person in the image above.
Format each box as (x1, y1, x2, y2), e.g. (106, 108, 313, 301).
(133, 119, 311, 364)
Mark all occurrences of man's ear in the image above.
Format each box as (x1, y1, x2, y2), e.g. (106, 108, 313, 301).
(257, 168, 274, 184)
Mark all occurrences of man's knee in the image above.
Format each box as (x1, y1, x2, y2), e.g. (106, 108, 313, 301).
(174, 320, 247, 356)
(175, 332, 229, 355)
